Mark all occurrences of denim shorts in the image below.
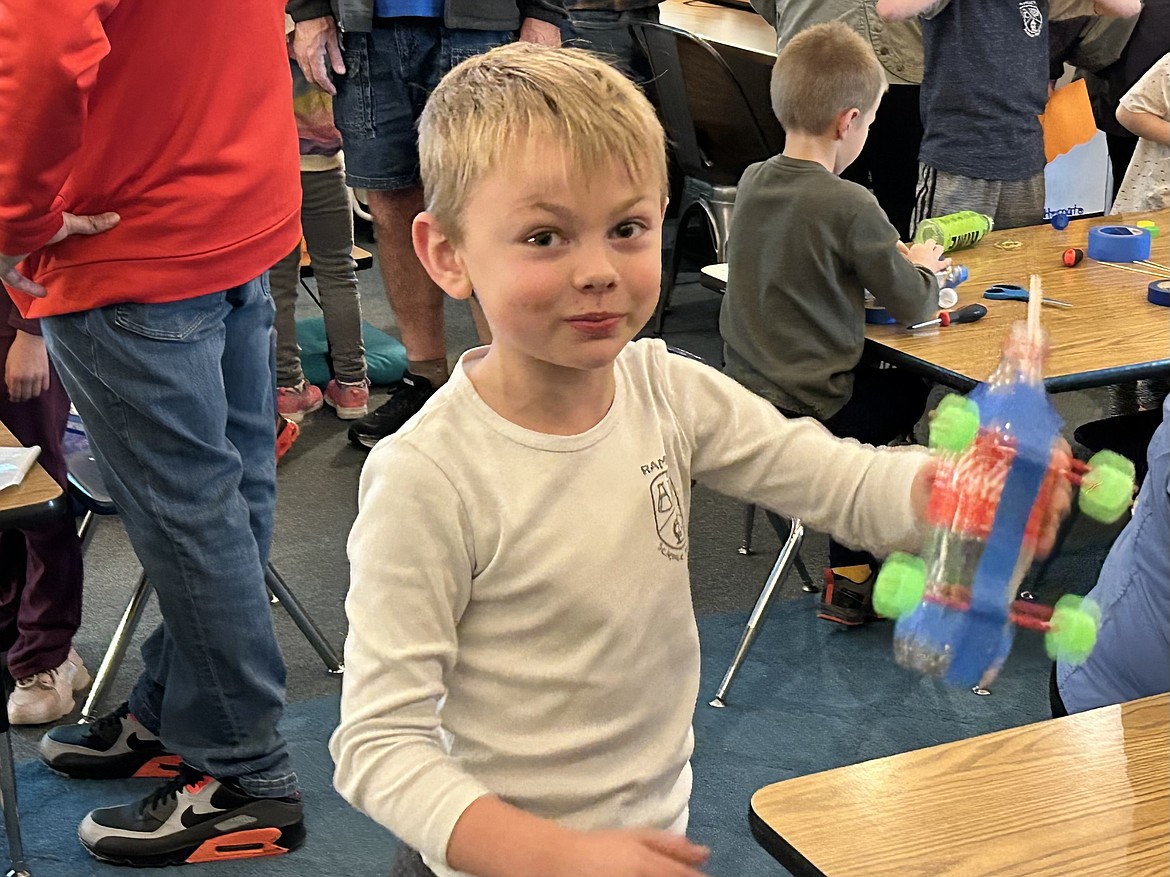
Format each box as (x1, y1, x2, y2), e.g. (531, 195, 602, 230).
(334, 20, 513, 190)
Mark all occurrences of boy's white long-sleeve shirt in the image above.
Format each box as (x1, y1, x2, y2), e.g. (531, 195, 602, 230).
(334, 339, 928, 876)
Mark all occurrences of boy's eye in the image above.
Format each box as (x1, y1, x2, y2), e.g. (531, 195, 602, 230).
(526, 230, 560, 247)
(612, 220, 648, 240)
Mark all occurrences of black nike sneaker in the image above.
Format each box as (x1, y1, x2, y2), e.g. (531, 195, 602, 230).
(79, 763, 305, 866)
(40, 702, 182, 779)
(817, 564, 877, 626)
(347, 371, 436, 449)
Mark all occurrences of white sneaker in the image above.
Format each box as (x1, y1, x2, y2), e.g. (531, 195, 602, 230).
(8, 648, 91, 726)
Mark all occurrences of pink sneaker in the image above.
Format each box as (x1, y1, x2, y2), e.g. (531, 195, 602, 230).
(277, 381, 323, 423)
(325, 378, 370, 420)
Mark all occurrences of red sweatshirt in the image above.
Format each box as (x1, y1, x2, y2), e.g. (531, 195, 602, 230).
(0, 0, 301, 318)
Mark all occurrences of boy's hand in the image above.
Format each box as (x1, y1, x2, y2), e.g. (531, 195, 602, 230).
(909, 443, 1075, 560)
(5, 330, 50, 402)
(904, 240, 950, 274)
(555, 829, 709, 877)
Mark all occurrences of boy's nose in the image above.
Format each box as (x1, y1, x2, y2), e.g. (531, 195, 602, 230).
(574, 249, 619, 292)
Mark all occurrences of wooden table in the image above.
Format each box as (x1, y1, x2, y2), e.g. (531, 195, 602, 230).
(660, 0, 776, 57)
(865, 214, 1170, 392)
(0, 422, 65, 529)
(750, 693, 1170, 877)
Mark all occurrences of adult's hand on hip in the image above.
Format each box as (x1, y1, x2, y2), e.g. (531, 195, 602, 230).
(1, 211, 120, 298)
(519, 18, 561, 47)
(293, 16, 346, 95)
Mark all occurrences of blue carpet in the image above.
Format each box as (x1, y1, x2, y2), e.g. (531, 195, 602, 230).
(11, 594, 1052, 876)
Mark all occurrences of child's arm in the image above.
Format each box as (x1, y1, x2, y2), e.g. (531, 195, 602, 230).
(667, 351, 1072, 560)
(851, 201, 941, 325)
(1115, 55, 1170, 145)
(1116, 106, 1170, 144)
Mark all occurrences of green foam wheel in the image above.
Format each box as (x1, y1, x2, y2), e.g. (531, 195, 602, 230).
(929, 395, 980, 455)
(1079, 450, 1136, 523)
(1045, 594, 1100, 663)
(873, 553, 927, 619)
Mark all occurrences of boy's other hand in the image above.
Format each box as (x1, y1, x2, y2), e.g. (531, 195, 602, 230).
(905, 240, 950, 274)
(293, 16, 346, 96)
(557, 829, 709, 877)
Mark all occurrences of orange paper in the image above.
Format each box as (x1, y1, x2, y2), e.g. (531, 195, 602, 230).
(1039, 78, 1097, 163)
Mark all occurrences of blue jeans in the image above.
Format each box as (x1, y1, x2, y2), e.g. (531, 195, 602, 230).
(335, 20, 513, 189)
(42, 277, 297, 798)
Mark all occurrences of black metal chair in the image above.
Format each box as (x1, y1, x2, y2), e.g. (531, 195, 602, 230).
(631, 21, 783, 335)
(66, 417, 342, 722)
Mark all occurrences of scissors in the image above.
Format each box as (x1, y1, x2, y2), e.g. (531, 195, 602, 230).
(982, 283, 1074, 308)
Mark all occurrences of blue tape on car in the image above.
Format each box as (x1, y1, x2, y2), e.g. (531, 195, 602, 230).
(1149, 280, 1170, 308)
(1087, 225, 1152, 262)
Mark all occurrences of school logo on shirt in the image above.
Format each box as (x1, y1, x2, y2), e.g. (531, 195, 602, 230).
(641, 455, 687, 561)
(1019, 1, 1043, 38)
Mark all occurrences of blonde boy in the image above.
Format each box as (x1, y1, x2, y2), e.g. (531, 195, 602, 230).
(333, 43, 1067, 877)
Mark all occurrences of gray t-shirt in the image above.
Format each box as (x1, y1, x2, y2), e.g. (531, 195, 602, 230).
(719, 156, 937, 420)
(919, 0, 1050, 180)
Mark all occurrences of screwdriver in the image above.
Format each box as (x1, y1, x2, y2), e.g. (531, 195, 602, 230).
(907, 303, 988, 330)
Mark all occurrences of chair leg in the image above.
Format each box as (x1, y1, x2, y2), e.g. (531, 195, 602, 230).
(765, 510, 817, 592)
(655, 199, 699, 335)
(0, 727, 30, 877)
(81, 571, 152, 722)
(738, 503, 757, 555)
(710, 518, 804, 708)
(264, 564, 344, 675)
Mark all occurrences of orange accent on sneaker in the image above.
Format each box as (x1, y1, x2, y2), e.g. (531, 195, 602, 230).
(275, 417, 299, 464)
(185, 828, 289, 863)
(131, 755, 183, 778)
(185, 775, 214, 794)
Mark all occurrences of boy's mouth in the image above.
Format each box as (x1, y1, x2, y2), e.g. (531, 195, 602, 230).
(566, 312, 623, 335)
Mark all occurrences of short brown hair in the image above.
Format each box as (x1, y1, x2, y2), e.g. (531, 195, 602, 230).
(770, 22, 886, 135)
(418, 42, 667, 242)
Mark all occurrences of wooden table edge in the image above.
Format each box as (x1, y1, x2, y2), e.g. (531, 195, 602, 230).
(748, 803, 826, 877)
(747, 694, 1170, 877)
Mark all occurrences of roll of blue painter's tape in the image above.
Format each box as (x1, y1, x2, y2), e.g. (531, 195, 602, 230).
(866, 306, 898, 325)
(1087, 225, 1152, 262)
(1149, 280, 1170, 308)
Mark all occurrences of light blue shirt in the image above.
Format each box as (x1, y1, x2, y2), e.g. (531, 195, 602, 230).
(1057, 397, 1170, 713)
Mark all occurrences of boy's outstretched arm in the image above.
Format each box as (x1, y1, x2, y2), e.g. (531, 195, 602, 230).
(448, 796, 709, 877)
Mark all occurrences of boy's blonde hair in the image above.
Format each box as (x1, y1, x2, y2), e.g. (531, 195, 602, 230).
(770, 22, 886, 136)
(418, 42, 667, 241)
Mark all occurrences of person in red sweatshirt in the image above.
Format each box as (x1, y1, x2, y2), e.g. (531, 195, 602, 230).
(0, 0, 306, 866)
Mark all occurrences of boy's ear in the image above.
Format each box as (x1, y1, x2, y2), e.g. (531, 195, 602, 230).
(412, 212, 474, 301)
(835, 107, 861, 141)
